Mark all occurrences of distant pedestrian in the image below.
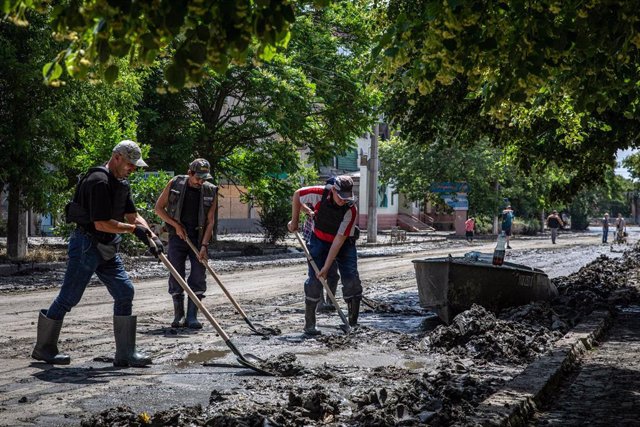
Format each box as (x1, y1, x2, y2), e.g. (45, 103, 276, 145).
(501, 206, 514, 249)
(602, 213, 609, 243)
(465, 217, 475, 243)
(615, 213, 626, 243)
(546, 210, 564, 244)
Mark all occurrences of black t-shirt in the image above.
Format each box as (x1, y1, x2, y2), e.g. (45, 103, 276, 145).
(78, 167, 136, 243)
(180, 185, 200, 229)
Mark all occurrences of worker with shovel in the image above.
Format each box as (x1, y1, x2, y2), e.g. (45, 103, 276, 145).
(32, 140, 164, 367)
(302, 202, 340, 313)
(155, 158, 217, 329)
(288, 175, 362, 335)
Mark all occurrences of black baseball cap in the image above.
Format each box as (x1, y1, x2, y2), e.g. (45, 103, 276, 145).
(333, 175, 354, 200)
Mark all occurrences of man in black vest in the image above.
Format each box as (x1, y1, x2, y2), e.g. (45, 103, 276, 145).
(288, 175, 362, 335)
(155, 158, 217, 329)
(32, 140, 164, 367)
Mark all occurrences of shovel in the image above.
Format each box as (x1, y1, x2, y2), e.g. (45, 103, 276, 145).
(184, 237, 279, 337)
(148, 239, 274, 376)
(293, 231, 351, 334)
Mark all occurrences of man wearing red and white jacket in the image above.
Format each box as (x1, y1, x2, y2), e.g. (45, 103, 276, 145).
(288, 175, 362, 335)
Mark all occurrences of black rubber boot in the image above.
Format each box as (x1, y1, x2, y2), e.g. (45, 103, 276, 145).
(113, 315, 152, 367)
(303, 301, 321, 335)
(32, 309, 71, 365)
(348, 298, 361, 327)
(317, 282, 338, 313)
(186, 297, 203, 329)
(171, 294, 185, 328)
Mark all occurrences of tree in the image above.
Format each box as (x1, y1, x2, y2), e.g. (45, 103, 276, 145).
(374, 0, 640, 189)
(1, 10, 146, 257)
(0, 13, 69, 258)
(4, 0, 326, 89)
(136, 2, 377, 241)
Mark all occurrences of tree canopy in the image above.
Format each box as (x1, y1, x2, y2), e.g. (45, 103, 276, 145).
(374, 0, 639, 205)
(4, 0, 330, 89)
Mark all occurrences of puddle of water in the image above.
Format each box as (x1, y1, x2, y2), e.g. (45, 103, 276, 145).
(361, 313, 427, 333)
(176, 349, 230, 368)
(403, 360, 426, 370)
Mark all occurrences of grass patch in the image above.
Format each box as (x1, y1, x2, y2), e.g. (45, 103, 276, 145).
(0, 246, 67, 263)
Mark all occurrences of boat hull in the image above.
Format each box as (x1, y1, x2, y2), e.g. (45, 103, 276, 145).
(412, 257, 557, 324)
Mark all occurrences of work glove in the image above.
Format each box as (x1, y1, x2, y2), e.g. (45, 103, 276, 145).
(149, 236, 164, 258)
(133, 225, 151, 246)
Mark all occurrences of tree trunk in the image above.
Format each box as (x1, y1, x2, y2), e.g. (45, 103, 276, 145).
(7, 184, 28, 260)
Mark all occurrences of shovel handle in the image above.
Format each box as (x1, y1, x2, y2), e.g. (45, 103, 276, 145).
(150, 240, 273, 375)
(148, 239, 233, 344)
(184, 238, 251, 321)
(294, 231, 351, 332)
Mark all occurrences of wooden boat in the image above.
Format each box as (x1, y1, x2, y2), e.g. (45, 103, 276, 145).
(412, 255, 558, 324)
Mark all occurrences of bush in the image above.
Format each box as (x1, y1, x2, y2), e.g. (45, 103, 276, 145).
(473, 215, 493, 234)
(258, 200, 290, 244)
(512, 218, 541, 235)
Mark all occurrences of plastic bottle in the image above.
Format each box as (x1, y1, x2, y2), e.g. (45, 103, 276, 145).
(492, 232, 506, 266)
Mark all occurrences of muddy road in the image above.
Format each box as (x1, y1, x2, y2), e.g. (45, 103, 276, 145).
(0, 231, 635, 426)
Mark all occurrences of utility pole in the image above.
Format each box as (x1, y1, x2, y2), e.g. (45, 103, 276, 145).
(367, 123, 379, 243)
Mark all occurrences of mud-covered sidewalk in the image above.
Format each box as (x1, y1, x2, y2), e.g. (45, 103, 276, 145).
(0, 231, 638, 426)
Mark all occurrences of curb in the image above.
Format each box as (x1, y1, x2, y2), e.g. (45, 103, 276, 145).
(470, 310, 612, 426)
(0, 261, 67, 276)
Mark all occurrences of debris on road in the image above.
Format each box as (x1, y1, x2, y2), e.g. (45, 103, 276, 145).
(79, 243, 640, 426)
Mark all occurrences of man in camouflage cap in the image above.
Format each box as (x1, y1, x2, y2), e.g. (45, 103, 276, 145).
(32, 139, 163, 367)
(155, 158, 218, 329)
(112, 140, 149, 168)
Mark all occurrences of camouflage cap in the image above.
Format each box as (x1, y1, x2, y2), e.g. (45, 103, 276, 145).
(189, 158, 212, 180)
(112, 140, 148, 167)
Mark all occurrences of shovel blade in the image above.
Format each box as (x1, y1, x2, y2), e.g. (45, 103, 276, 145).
(236, 357, 274, 376)
(249, 325, 281, 337)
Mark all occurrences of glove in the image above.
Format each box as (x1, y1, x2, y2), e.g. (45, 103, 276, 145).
(133, 225, 151, 246)
(149, 236, 164, 258)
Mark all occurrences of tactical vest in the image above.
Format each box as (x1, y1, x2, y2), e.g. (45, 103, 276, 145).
(166, 175, 217, 244)
(314, 184, 350, 238)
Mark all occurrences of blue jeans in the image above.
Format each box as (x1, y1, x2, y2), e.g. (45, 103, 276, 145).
(603, 229, 608, 243)
(167, 230, 206, 297)
(304, 233, 361, 303)
(47, 229, 135, 320)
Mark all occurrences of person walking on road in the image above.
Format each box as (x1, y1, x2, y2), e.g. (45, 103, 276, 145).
(501, 206, 515, 249)
(32, 140, 164, 367)
(615, 213, 626, 243)
(287, 175, 362, 335)
(602, 213, 610, 243)
(155, 159, 217, 329)
(465, 217, 475, 243)
(546, 210, 564, 244)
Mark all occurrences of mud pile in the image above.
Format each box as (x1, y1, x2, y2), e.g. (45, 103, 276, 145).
(422, 304, 559, 363)
(503, 245, 640, 332)
(82, 243, 640, 427)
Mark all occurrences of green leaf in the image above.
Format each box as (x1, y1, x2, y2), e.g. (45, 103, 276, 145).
(165, 63, 186, 89)
(42, 61, 63, 80)
(260, 43, 277, 61)
(104, 64, 119, 84)
(188, 42, 207, 65)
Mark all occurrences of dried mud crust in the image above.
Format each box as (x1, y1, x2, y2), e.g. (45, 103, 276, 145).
(82, 245, 640, 426)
